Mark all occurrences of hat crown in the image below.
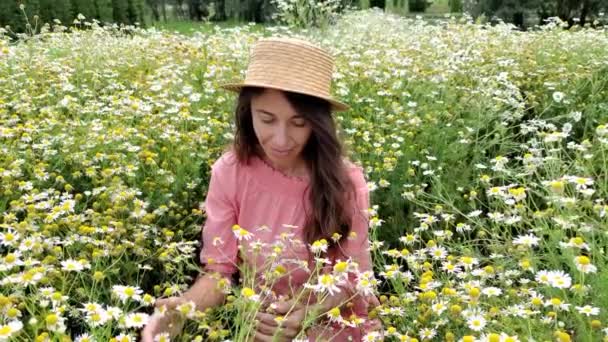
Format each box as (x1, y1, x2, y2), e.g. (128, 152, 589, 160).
(246, 38, 334, 99)
(221, 37, 349, 111)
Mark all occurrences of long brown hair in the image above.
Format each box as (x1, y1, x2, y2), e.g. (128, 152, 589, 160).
(231, 86, 356, 250)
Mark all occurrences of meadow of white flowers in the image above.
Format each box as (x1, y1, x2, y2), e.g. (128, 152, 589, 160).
(1, 9, 607, 342)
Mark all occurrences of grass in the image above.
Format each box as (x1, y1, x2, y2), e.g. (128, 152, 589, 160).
(426, 0, 451, 13)
(150, 19, 265, 35)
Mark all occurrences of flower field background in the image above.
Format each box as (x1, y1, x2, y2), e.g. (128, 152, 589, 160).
(1, 9, 608, 342)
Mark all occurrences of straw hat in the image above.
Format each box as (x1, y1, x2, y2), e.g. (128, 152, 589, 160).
(220, 37, 350, 112)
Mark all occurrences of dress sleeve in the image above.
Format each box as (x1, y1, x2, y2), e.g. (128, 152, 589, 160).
(332, 166, 381, 318)
(199, 155, 239, 280)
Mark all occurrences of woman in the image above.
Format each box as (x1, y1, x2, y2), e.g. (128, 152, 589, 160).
(141, 37, 381, 342)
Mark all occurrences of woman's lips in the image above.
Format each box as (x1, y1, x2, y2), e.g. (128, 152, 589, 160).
(271, 148, 292, 157)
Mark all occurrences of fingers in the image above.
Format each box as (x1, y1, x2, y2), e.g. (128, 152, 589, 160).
(155, 296, 184, 310)
(368, 294, 381, 308)
(254, 310, 302, 342)
(253, 330, 274, 342)
(140, 310, 185, 342)
(255, 311, 279, 327)
(281, 310, 305, 330)
(273, 298, 305, 314)
(140, 314, 163, 342)
(253, 326, 297, 342)
(255, 320, 277, 336)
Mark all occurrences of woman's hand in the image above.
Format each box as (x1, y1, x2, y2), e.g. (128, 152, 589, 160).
(140, 297, 187, 342)
(252, 298, 307, 342)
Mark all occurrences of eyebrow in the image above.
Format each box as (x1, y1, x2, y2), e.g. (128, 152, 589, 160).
(256, 109, 303, 119)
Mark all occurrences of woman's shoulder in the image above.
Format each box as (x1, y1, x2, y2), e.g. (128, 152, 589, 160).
(212, 148, 238, 169)
(209, 148, 245, 185)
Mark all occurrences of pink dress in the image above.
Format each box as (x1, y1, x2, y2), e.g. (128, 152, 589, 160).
(199, 150, 381, 341)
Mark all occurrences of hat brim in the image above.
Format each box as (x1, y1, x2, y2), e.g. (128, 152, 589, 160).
(220, 82, 350, 112)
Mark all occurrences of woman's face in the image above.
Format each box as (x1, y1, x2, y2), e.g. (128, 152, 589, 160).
(250, 88, 313, 170)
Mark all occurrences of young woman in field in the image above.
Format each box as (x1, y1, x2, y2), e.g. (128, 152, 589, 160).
(141, 37, 381, 342)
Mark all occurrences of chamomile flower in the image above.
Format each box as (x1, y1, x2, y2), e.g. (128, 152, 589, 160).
(85, 309, 112, 327)
(399, 233, 418, 245)
(0, 230, 19, 247)
(113, 334, 134, 342)
(124, 312, 149, 328)
(512, 234, 540, 247)
(548, 270, 572, 289)
(310, 239, 329, 254)
(75, 333, 95, 342)
(61, 259, 89, 272)
(231, 224, 253, 241)
(0, 320, 23, 340)
(153, 333, 171, 342)
(240, 287, 260, 301)
(536, 270, 571, 289)
(112, 285, 143, 303)
(428, 245, 448, 260)
(560, 237, 590, 250)
(305, 273, 342, 296)
(1, 252, 24, 271)
(431, 301, 448, 315)
(356, 271, 378, 296)
(44, 313, 66, 333)
(419, 327, 437, 339)
(363, 331, 384, 341)
(575, 305, 599, 316)
(176, 301, 197, 318)
(467, 314, 487, 331)
(482, 287, 503, 297)
(327, 307, 343, 323)
(573, 255, 597, 273)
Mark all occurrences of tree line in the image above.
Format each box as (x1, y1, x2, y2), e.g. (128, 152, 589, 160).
(0, 0, 147, 34)
(1, 0, 606, 34)
(468, 0, 608, 28)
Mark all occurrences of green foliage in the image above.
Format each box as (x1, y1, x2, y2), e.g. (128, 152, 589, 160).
(40, 0, 72, 25)
(71, 0, 97, 19)
(449, 0, 463, 12)
(386, 0, 409, 14)
(0, 1, 23, 33)
(95, 0, 114, 22)
(126, 0, 146, 24)
(0, 0, 145, 34)
(408, 0, 432, 12)
(474, 0, 608, 28)
(271, 0, 348, 29)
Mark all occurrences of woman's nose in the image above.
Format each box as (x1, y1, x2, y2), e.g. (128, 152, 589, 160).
(272, 125, 290, 147)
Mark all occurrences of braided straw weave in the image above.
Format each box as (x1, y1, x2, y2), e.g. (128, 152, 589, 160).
(220, 37, 349, 112)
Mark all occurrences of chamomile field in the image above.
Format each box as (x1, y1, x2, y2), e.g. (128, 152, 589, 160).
(1, 9, 607, 342)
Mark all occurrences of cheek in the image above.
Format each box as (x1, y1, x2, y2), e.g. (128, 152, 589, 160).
(296, 128, 313, 147)
(251, 119, 268, 143)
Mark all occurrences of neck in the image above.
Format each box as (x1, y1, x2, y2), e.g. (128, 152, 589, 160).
(257, 147, 309, 178)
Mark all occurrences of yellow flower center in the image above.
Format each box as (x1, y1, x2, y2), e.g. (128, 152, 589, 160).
(241, 287, 255, 299)
(334, 261, 348, 273)
(46, 314, 58, 325)
(5, 254, 16, 263)
(576, 256, 590, 265)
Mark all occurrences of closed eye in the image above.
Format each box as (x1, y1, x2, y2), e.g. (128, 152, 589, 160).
(292, 120, 307, 127)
